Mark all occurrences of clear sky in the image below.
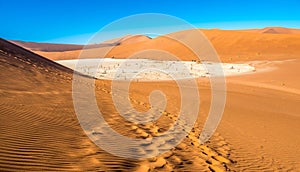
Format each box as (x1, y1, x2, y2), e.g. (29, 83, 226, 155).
(1, 0, 300, 44)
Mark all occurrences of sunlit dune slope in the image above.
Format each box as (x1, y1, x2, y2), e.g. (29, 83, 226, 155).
(31, 28, 300, 62)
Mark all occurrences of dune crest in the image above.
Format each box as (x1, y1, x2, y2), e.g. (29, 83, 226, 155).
(21, 28, 300, 62)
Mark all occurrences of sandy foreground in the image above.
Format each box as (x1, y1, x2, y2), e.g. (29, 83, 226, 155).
(0, 38, 300, 171)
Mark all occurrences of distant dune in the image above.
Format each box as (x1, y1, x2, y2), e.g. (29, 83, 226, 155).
(10, 40, 85, 52)
(18, 27, 300, 62)
(241, 27, 300, 34)
(10, 34, 151, 53)
(102, 34, 151, 45)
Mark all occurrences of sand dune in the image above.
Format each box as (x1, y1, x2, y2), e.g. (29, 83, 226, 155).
(0, 39, 233, 171)
(10, 34, 151, 53)
(1, 27, 300, 172)
(102, 35, 151, 45)
(10, 40, 121, 52)
(10, 40, 85, 52)
(241, 27, 300, 34)
(29, 28, 300, 62)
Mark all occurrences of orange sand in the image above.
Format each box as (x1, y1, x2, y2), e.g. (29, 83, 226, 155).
(1, 27, 300, 171)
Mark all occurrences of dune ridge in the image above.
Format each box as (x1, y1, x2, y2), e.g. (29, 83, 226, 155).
(10, 34, 151, 52)
(241, 27, 300, 34)
(27, 28, 300, 62)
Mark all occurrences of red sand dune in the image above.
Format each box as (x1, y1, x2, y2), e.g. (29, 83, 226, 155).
(241, 27, 300, 34)
(102, 34, 151, 45)
(26, 28, 300, 62)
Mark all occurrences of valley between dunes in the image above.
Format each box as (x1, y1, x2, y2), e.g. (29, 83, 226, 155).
(1, 27, 300, 171)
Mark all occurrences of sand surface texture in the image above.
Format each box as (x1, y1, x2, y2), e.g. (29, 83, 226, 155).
(0, 39, 233, 171)
(1, 28, 300, 172)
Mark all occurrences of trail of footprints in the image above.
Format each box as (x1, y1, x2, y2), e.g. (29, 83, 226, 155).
(35, 71, 235, 171)
(0, 59, 234, 172)
(91, 83, 234, 172)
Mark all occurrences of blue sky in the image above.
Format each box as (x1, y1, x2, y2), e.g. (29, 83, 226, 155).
(1, 0, 300, 44)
